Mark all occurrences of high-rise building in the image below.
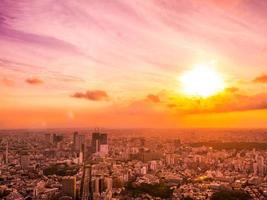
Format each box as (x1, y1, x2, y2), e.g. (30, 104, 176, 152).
(91, 176, 106, 199)
(91, 176, 100, 199)
(92, 132, 108, 153)
(174, 139, 181, 148)
(165, 153, 175, 166)
(20, 154, 30, 169)
(81, 165, 91, 200)
(105, 177, 112, 192)
(45, 133, 51, 143)
(73, 132, 85, 152)
(78, 148, 84, 165)
(104, 177, 113, 200)
(99, 144, 108, 155)
(140, 166, 147, 175)
(5, 141, 8, 164)
(73, 132, 78, 145)
(92, 132, 99, 153)
(62, 176, 76, 200)
(45, 133, 63, 145)
(45, 133, 55, 144)
(257, 155, 265, 176)
(149, 160, 157, 171)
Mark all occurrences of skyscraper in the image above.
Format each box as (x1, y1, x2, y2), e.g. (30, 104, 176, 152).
(73, 132, 78, 150)
(91, 132, 108, 153)
(73, 132, 85, 152)
(62, 176, 76, 200)
(20, 154, 30, 170)
(5, 141, 8, 165)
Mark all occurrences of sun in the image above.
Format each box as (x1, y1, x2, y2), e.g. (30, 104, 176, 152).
(180, 63, 225, 97)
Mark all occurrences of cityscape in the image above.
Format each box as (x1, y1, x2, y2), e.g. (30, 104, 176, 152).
(1, 0, 267, 199)
(1, 129, 267, 199)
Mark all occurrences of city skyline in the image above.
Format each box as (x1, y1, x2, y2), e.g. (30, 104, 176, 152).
(1, 128, 267, 200)
(1, 0, 267, 129)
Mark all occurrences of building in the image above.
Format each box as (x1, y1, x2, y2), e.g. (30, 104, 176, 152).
(165, 153, 176, 165)
(256, 155, 265, 176)
(149, 161, 157, 171)
(62, 176, 76, 200)
(92, 132, 108, 153)
(45, 133, 52, 143)
(73, 132, 85, 152)
(20, 154, 30, 169)
(78, 148, 84, 165)
(5, 141, 8, 164)
(91, 176, 106, 199)
(99, 144, 108, 155)
(174, 139, 181, 148)
(45, 133, 63, 145)
(105, 177, 112, 192)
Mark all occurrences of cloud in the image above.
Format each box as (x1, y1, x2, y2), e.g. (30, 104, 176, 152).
(253, 74, 267, 83)
(209, 94, 267, 112)
(146, 94, 160, 103)
(225, 87, 239, 93)
(25, 77, 43, 85)
(224, 93, 267, 111)
(71, 90, 109, 101)
(167, 103, 176, 108)
(165, 91, 267, 114)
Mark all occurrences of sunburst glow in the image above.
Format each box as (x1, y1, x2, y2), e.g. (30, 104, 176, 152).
(180, 64, 225, 97)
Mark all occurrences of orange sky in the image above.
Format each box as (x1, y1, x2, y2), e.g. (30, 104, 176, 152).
(1, 0, 267, 129)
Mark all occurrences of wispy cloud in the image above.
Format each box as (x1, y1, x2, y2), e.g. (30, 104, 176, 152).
(0, 0, 267, 128)
(1, 0, 266, 78)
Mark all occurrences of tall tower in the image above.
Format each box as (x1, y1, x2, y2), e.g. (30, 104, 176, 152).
(62, 176, 77, 200)
(5, 141, 8, 164)
(91, 132, 108, 154)
(73, 132, 85, 152)
(92, 132, 100, 153)
(20, 154, 30, 170)
(73, 132, 78, 151)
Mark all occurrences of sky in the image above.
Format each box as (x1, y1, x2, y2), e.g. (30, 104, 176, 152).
(1, 0, 267, 129)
